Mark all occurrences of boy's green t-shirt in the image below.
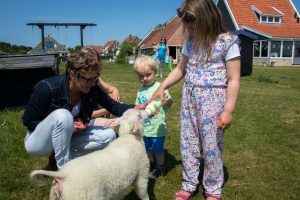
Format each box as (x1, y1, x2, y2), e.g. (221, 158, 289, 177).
(135, 82, 171, 137)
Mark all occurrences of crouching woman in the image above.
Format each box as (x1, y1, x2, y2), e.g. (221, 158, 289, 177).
(22, 48, 141, 169)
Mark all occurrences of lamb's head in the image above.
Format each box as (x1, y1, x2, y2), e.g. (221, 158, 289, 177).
(104, 109, 148, 137)
(118, 109, 147, 137)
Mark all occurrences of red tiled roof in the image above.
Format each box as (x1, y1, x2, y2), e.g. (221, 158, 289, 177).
(253, 4, 282, 15)
(227, 0, 300, 38)
(168, 26, 184, 46)
(139, 16, 184, 49)
(84, 45, 103, 54)
(103, 40, 118, 50)
(123, 34, 142, 44)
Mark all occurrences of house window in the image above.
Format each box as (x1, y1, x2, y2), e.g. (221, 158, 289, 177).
(268, 16, 274, 23)
(253, 42, 260, 57)
(261, 41, 268, 57)
(259, 15, 281, 24)
(45, 41, 54, 49)
(282, 41, 292, 57)
(252, 6, 282, 24)
(270, 41, 281, 57)
(253, 41, 269, 57)
(253, 40, 294, 58)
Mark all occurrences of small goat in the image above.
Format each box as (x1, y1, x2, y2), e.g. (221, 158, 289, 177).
(30, 109, 149, 200)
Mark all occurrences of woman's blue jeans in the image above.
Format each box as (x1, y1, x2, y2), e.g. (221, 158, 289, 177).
(24, 109, 116, 168)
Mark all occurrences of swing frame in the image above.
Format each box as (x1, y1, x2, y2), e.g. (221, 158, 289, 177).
(27, 22, 97, 53)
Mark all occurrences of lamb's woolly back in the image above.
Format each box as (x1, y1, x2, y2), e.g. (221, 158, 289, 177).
(30, 170, 62, 187)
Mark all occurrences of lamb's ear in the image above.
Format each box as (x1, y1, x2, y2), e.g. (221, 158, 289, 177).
(102, 118, 121, 127)
(132, 119, 143, 135)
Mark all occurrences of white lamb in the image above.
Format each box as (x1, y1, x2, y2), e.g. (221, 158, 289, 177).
(30, 109, 150, 200)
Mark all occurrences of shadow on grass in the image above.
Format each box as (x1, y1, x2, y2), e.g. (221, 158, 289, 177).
(165, 149, 182, 175)
(123, 180, 156, 200)
(124, 149, 181, 200)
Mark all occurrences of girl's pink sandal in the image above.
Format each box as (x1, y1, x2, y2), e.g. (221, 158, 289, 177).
(206, 194, 220, 200)
(173, 190, 191, 200)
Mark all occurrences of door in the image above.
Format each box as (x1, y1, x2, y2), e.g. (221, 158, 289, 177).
(293, 41, 300, 65)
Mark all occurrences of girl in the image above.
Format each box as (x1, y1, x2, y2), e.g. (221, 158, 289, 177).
(149, 0, 240, 199)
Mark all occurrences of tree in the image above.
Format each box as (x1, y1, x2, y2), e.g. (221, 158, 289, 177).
(67, 45, 81, 54)
(74, 45, 81, 52)
(68, 47, 75, 53)
(116, 42, 138, 64)
(0, 42, 11, 53)
(0, 41, 31, 54)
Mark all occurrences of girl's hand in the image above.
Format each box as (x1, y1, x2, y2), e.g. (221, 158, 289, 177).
(217, 111, 232, 130)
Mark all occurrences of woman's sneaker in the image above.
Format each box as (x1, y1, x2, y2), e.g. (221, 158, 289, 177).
(46, 152, 57, 171)
(149, 165, 165, 180)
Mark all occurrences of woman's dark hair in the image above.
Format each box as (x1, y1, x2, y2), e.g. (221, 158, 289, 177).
(160, 37, 167, 44)
(65, 47, 102, 75)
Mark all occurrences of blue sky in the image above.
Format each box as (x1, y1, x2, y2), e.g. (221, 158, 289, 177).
(0, 0, 299, 48)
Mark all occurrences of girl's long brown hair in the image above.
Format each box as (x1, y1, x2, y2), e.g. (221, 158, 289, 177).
(180, 0, 226, 53)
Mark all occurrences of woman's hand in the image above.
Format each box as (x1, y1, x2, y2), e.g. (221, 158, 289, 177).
(217, 111, 232, 130)
(109, 87, 120, 102)
(102, 118, 121, 127)
(135, 103, 147, 110)
(74, 119, 89, 133)
(98, 78, 120, 102)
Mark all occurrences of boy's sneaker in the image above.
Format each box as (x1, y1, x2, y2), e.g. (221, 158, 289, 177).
(150, 161, 156, 172)
(149, 166, 165, 180)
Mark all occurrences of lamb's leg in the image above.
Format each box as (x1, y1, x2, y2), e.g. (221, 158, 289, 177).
(111, 190, 127, 200)
(134, 173, 149, 200)
(49, 181, 60, 200)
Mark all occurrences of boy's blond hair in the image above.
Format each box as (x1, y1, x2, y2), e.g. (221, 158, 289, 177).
(134, 55, 157, 74)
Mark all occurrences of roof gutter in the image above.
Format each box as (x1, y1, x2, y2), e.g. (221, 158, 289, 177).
(240, 25, 272, 38)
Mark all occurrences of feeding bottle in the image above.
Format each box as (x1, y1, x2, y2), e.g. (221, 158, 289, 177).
(144, 98, 163, 117)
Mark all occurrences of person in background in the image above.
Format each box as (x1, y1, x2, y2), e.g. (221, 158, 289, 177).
(23, 48, 144, 170)
(156, 37, 169, 77)
(149, 0, 241, 199)
(133, 55, 173, 179)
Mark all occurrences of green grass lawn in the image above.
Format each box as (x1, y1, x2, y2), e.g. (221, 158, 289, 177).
(0, 63, 299, 200)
